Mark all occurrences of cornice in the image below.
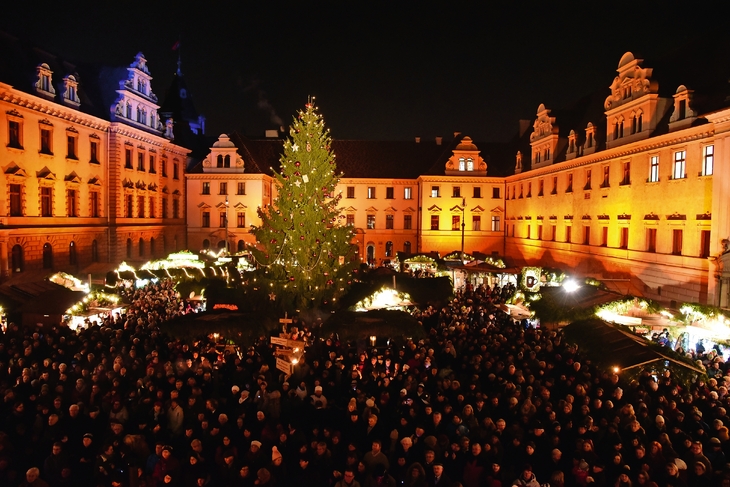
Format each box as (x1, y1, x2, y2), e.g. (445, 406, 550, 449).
(110, 123, 189, 156)
(507, 124, 715, 182)
(0, 83, 108, 132)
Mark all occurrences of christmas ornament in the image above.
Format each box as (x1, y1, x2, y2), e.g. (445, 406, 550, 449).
(292, 143, 299, 152)
(268, 292, 276, 301)
(295, 161, 300, 167)
(306, 142, 311, 152)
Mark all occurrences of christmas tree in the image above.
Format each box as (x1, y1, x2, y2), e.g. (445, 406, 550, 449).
(250, 98, 357, 309)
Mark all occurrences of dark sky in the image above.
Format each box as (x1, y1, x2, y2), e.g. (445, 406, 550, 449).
(1, 1, 728, 142)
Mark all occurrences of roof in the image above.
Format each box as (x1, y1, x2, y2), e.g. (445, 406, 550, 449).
(0, 275, 85, 314)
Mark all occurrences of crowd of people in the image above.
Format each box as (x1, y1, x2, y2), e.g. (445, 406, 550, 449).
(1, 277, 730, 487)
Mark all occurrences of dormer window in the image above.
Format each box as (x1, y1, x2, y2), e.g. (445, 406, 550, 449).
(466, 158, 473, 171)
(137, 78, 147, 95)
(61, 75, 80, 106)
(459, 157, 465, 171)
(35, 64, 56, 98)
(126, 103, 132, 119)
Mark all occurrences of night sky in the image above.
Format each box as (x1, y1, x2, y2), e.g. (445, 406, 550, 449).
(1, 1, 728, 142)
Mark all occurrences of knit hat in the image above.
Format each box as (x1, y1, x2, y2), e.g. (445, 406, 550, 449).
(272, 446, 283, 461)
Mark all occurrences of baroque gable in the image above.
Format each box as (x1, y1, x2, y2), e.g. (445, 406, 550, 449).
(111, 53, 165, 137)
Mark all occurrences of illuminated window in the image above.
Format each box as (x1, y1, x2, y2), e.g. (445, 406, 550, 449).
(404, 187, 412, 200)
(430, 215, 439, 230)
(458, 157, 465, 171)
(466, 158, 474, 171)
(346, 214, 355, 226)
(367, 214, 375, 229)
(673, 151, 686, 179)
(452, 215, 460, 231)
(649, 156, 659, 182)
(702, 145, 714, 176)
(385, 241, 393, 257)
(367, 187, 376, 199)
(474, 215, 483, 231)
(431, 186, 440, 198)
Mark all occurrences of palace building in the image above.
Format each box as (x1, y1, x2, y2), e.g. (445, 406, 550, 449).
(0, 32, 189, 278)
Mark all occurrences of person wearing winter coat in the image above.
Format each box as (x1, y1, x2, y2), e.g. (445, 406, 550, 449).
(511, 464, 540, 487)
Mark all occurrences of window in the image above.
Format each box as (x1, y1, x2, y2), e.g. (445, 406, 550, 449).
(566, 174, 573, 193)
(492, 187, 500, 199)
(620, 161, 631, 185)
(173, 161, 179, 179)
(583, 226, 590, 245)
(40, 187, 53, 217)
(538, 179, 544, 197)
(584, 169, 592, 190)
(620, 227, 629, 249)
(673, 151, 686, 179)
(367, 187, 376, 199)
(452, 215, 461, 231)
(42, 243, 52, 269)
(202, 182, 210, 195)
(527, 225, 531, 239)
(137, 195, 145, 218)
(8, 120, 22, 149)
(149, 155, 156, 173)
(90, 192, 100, 217)
(149, 197, 155, 218)
(565, 226, 572, 243)
(125, 194, 133, 218)
(601, 226, 608, 247)
(11, 245, 23, 273)
(431, 186, 440, 198)
(649, 156, 659, 182)
(385, 187, 394, 199)
(526, 182, 532, 198)
(202, 211, 210, 227)
(403, 214, 412, 230)
(237, 182, 246, 195)
(403, 241, 411, 254)
(139, 238, 145, 257)
(219, 182, 228, 195)
(90, 140, 99, 164)
(67, 189, 77, 217)
(473, 187, 481, 198)
(237, 240, 245, 252)
(551, 176, 558, 194)
(137, 152, 145, 171)
(219, 212, 227, 227)
(162, 197, 168, 218)
(452, 186, 461, 198)
(458, 157, 465, 171)
(404, 187, 412, 200)
(202, 239, 210, 250)
(519, 184, 523, 199)
(385, 241, 393, 257)
(347, 186, 355, 199)
(488, 215, 497, 232)
(91, 240, 99, 263)
(172, 199, 179, 218)
(367, 214, 375, 229)
(551, 226, 557, 241)
(69, 242, 77, 266)
(125, 148, 133, 169)
(672, 229, 683, 255)
(126, 238, 133, 258)
(9, 184, 22, 216)
(386, 214, 394, 229)
(601, 166, 610, 188)
(430, 215, 439, 230)
(161, 159, 167, 177)
(40, 128, 52, 154)
(66, 134, 77, 159)
(702, 145, 714, 176)
(346, 214, 355, 226)
(700, 229, 711, 258)
(466, 158, 474, 171)
(237, 212, 245, 228)
(150, 238, 156, 257)
(537, 225, 543, 240)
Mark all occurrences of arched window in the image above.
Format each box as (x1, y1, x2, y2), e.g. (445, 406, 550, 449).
(42, 242, 53, 269)
(217, 240, 226, 250)
(224, 155, 231, 168)
(237, 240, 245, 252)
(126, 238, 132, 258)
(202, 239, 210, 250)
(366, 244, 375, 265)
(458, 157, 465, 171)
(126, 103, 132, 119)
(138, 238, 144, 257)
(385, 241, 393, 257)
(91, 240, 99, 263)
(150, 237, 156, 257)
(403, 241, 412, 255)
(69, 241, 77, 266)
(466, 158, 474, 171)
(11, 244, 23, 273)
(162, 235, 167, 253)
(217, 154, 224, 168)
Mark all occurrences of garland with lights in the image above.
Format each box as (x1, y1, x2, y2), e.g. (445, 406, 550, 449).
(249, 98, 357, 308)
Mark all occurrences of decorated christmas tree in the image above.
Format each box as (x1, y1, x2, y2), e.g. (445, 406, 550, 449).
(250, 98, 357, 309)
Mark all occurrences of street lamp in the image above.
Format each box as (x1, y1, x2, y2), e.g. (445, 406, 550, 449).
(224, 196, 229, 255)
(461, 197, 466, 263)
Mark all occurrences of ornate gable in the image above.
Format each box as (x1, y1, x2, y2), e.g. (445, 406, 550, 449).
(445, 136, 486, 176)
(202, 134, 245, 173)
(530, 104, 559, 169)
(111, 53, 165, 136)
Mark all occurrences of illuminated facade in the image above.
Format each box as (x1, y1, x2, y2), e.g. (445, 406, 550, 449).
(0, 38, 188, 278)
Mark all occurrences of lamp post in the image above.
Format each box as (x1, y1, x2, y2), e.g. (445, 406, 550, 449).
(461, 197, 466, 263)
(224, 195, 229, 255)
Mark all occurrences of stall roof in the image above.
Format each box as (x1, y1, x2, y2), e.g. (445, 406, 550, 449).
(563, 319, 705, 374)
(0, 278, 86, 314)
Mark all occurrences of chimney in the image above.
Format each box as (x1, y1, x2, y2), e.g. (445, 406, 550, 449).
(415, 136, 421, 143)
(435, 136, 443, 146)
(518, 120, 531, 137)
(265, 129, 279, 138)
